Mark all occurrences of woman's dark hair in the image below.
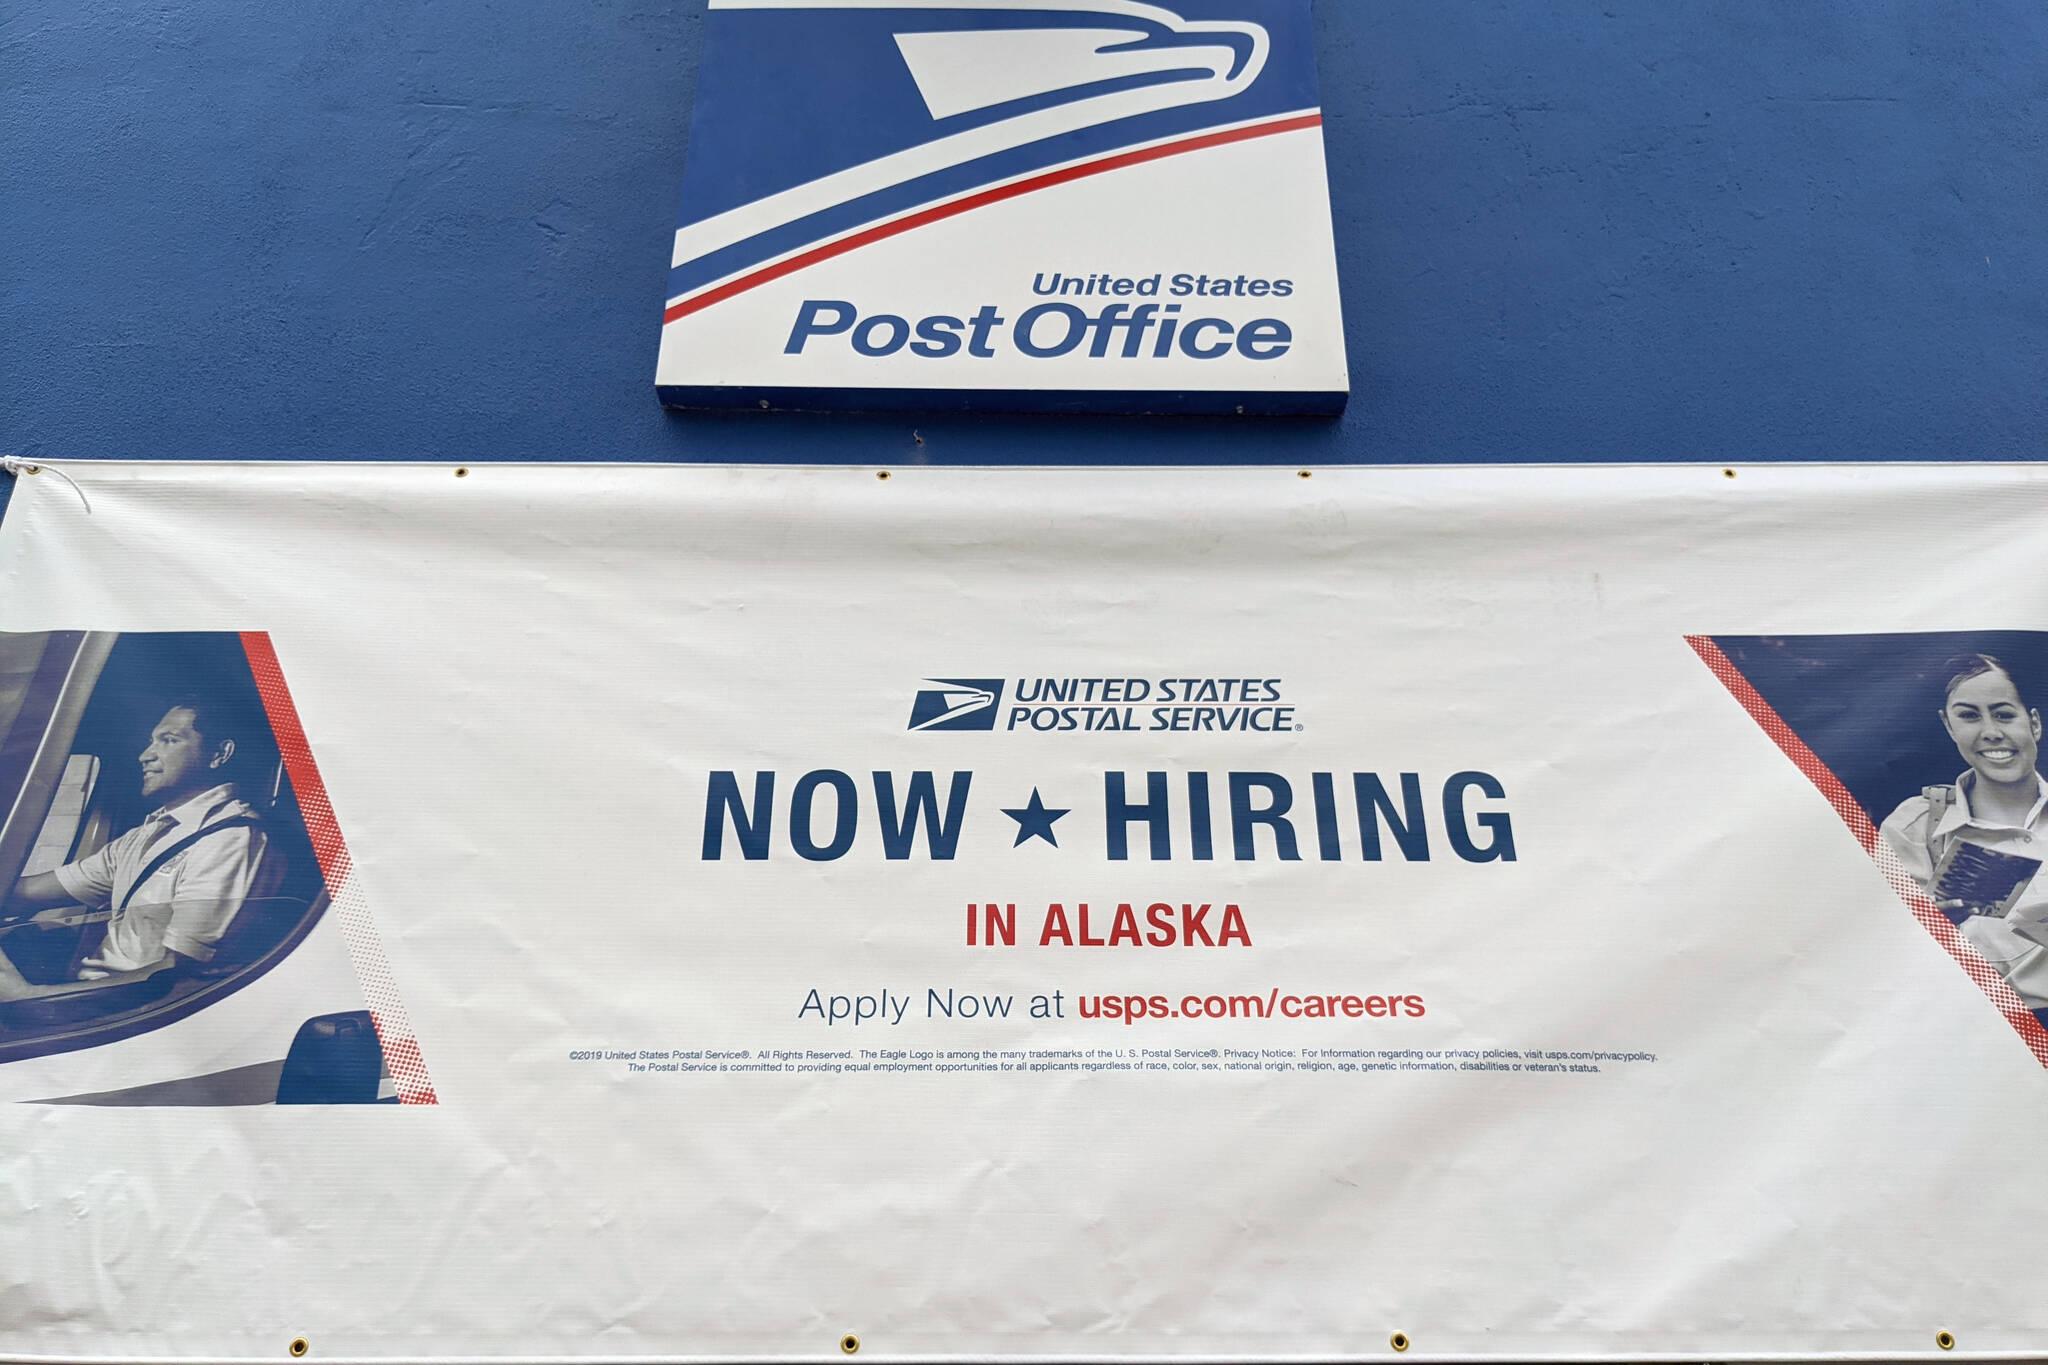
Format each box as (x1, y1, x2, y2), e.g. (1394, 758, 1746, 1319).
(1939, 653, 2037, 710)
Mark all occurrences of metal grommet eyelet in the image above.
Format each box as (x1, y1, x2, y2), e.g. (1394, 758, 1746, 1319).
(840, 1334, 861, 1354)
(1937, 1330, 1956, 1351)
(288, 1338, 310, 1358)
(1389, 1331, 1409, 1352)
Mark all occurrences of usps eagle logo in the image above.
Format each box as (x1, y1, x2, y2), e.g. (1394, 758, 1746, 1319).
(908, 679, 1006, 731)
(656, 0, 1347, 416)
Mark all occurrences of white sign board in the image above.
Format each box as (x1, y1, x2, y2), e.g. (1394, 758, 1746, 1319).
(655, 1, 1347, 414)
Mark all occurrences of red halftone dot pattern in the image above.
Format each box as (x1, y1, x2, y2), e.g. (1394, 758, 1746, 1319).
(1689, 635, 2048, 1067)
(242, 632, 438, 1104)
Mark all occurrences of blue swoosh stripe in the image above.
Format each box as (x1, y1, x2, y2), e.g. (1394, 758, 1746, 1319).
(669, 103, 1303, 303)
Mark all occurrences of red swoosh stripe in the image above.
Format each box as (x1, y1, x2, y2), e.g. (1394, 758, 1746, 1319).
(663, 111, 1325, 326)
(243, 632, 439, 1103)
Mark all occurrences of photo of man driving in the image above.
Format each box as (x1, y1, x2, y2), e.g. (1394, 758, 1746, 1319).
(0, 697, 283, 1002)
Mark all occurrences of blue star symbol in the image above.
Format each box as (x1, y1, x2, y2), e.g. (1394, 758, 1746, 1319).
(1002, 788, 1070, 848)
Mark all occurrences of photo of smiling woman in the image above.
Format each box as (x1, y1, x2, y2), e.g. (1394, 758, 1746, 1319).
(1880, 653, 2048, 1012)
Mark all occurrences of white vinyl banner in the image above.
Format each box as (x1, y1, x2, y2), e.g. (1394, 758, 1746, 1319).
(5, 462, 2048, 1362)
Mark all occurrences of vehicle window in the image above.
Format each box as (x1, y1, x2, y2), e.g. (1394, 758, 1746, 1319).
(20, 755, 100, 877)
(0, 633, 54, 755)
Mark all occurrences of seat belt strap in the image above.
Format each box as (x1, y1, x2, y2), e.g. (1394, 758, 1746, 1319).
(117, 817, 264, 912)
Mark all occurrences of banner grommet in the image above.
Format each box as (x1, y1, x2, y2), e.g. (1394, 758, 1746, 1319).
(1389, 1332, 1410, 1352)
(840, 1334, 861, 1354)
(1937, 1331, 1956, 1351)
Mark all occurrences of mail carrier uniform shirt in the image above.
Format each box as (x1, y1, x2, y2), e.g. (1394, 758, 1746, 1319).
(1882, 770, 2048, 1008)
(52, 783, 281, 973)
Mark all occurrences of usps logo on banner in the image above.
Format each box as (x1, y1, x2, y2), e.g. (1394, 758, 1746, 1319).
(907, 679, 1007, 731)
(656, 0, 1348, 415)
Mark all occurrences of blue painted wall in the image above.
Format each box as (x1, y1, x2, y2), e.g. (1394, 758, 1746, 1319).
(3, 1, 2042, 473)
